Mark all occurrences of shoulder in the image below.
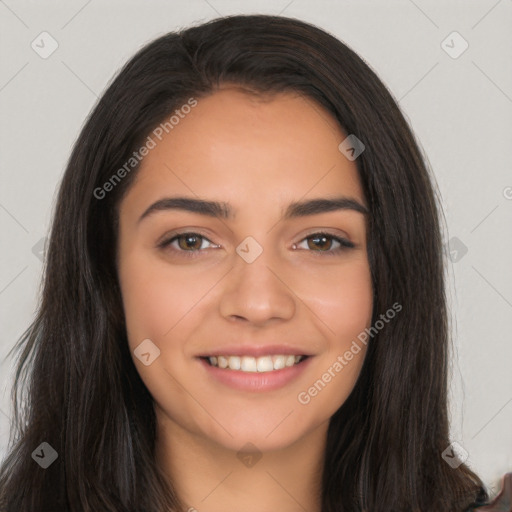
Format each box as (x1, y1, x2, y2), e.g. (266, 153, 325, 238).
(467, 473, 512, 512)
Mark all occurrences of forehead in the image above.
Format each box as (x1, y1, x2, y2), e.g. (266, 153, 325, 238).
(121, 87, 366, 218)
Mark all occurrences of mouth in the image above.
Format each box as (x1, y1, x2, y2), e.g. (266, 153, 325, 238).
(200, 354, 310, 373)
(197, 353, 313, 392)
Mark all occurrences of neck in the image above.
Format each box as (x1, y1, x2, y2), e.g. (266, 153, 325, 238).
(154, 408, 328, 512)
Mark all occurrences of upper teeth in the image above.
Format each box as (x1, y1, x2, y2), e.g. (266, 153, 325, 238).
(208, 355, 303, 372)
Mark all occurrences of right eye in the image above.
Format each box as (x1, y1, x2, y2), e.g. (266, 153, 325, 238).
(158, 232, 220, 256)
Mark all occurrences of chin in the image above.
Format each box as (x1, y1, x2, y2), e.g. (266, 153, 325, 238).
(211, 428, 302, 455)
(203, 409, 320, 455)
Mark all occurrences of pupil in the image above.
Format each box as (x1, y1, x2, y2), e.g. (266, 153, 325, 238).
(181, 234, 200, 250)
(310, 235, 330, 251)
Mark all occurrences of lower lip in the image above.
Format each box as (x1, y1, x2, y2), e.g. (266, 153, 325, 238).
(197, 356, 313, 392)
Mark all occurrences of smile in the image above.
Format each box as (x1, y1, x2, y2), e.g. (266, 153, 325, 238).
(206, 354, 307, 372)
(199, 354, 312, 392)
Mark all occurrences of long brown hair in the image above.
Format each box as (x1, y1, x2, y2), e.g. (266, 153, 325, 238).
(0, 14, 490, 511)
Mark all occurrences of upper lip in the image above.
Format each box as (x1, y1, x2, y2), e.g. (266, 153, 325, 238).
(197, 344, 313, 358)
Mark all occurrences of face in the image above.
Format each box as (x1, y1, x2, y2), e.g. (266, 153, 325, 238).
(117, 87, 373, 453)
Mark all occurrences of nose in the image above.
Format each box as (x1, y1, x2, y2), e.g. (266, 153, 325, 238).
(219, 246, 296, 326)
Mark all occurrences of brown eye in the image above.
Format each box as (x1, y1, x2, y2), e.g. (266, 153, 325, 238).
(295, 232, 355, 255)
(158, 232, 219, 257)
(176, 233, 204, 251)
(307, 234, 333, 251)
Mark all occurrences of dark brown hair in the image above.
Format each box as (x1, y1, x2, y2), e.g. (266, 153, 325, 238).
(0, 14, 490, 511)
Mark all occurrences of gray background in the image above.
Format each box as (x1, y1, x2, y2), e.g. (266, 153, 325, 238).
(1, 0, 511, 496)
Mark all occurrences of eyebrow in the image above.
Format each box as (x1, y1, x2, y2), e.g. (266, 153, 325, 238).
(138, 195, 369, 223)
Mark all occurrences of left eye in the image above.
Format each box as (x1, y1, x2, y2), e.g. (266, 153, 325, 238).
(295, 232, 355, 255)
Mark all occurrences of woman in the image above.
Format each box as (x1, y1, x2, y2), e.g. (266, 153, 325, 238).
(0, 14, 510, 512)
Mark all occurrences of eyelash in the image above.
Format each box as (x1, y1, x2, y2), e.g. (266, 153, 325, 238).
(157, 231, 355, 258)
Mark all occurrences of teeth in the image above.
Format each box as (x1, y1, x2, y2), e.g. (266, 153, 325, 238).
(229, 355, 240, 370)
(207, 354, 305, 372)
(256, 356, 273, 372)
(273, 355, 286, 370)
(241, 356, 257, 372)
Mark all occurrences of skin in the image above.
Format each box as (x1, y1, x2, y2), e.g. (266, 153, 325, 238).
(117, 87, 373, 512)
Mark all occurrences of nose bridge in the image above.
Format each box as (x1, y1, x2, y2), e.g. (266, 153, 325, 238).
(219, 234, 296, 324)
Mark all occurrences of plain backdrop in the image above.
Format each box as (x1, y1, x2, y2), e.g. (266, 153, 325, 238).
(1, 0, 511, 497)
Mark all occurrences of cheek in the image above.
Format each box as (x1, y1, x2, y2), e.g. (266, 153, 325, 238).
(298, 258, 373, 341)
(294, 265, 372, 418)
(293, 258, 373, 406)
(118, 249, 222, 349)
(118, 249, 176, 347)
